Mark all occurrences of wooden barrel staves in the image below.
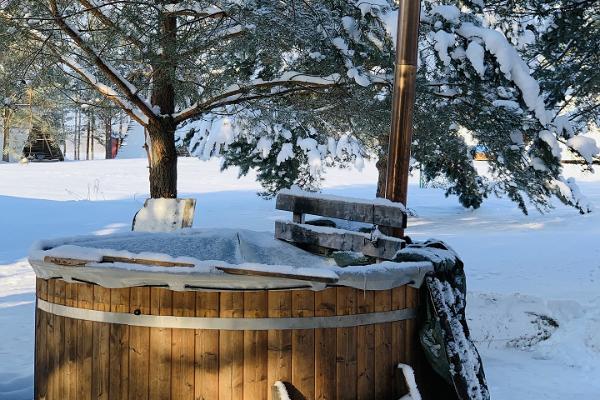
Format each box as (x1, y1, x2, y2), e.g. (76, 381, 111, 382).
(34, 278, 419, 400)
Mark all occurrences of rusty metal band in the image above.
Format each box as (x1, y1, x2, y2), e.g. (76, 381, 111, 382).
(37, 298, 416, 330)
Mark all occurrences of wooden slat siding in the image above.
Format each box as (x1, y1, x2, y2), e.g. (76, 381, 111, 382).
(291, 290, 315, 399)
(63, 282, 78, 400)
(405, 287, 418, 367)
(219, 292, 244, 400)
(35, 279, 48, 400)
(171, 291, 196, 400)
(335, 288, 357, 400)
(276, 192, 407, 228)
(391, 286, 408, 397)
(195, 292, 220, 400)
(109, 287, 130, 400)
(314, 288, 337, 400)
(267, 291, 292, 400)
(129, 287, 150, 400)
(45, 280, 56, 400)
(217, 265, 338, 284)
(52, 279, 66, 400)
(275, 221, 405, 260)
(77, 283, 94, 400)
(243, 292, 268, 400)
(92, 285, 110, 400)
(356, 290, 375, 400)
(374, 290, 393, 399)
(149, 288, 172, 400)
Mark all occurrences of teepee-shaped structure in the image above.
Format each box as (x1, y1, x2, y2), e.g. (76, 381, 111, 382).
(22, 125, 63, 161)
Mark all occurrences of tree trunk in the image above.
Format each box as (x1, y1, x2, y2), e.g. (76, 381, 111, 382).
(376, 154, 387, 198)
(376, 134, 389, 198)
(146, 10, 178, 199)
(90, 111, 95, 160)
(147, 119, 177, 198)
(86, 114, 91, 160)
(2, 108, 10, 162)
(105, 113, 112, 159)
(76, 110, 81, 160)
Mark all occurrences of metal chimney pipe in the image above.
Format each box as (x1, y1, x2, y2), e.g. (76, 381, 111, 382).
(385, 0, 421, 236)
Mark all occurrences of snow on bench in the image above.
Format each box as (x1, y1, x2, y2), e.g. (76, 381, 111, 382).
(275, 189, 407, 259)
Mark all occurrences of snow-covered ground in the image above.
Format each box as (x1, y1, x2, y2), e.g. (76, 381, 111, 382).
(0, 158, 599, 399)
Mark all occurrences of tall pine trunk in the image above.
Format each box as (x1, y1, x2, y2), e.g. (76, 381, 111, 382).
(105, 113, 112, 159)
(376, 134, 389, 198)
(86, 114, 91, 160)
(147, 119, 177, 198)
(147, 11, 178, 198)
(2, 108, 10, 162)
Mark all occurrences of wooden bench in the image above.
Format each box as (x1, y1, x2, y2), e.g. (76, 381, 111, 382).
(275, 190, 408, 260)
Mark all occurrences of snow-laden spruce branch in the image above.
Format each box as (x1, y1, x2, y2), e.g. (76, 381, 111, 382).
(173, 72, 343, 124)
(48, 0, 157, 123)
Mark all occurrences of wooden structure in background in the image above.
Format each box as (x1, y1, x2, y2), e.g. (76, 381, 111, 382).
(22, 126, 64, 162)
(34, 278, 418, 400)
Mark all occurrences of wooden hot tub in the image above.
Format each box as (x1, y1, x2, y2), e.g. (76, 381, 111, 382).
(31, 193, 432, 399)
(34, 279, 419, 400)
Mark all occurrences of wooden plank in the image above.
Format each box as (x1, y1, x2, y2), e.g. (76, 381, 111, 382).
(149, 287, 172, 400)
(65, 282, 78, 400)
(216, 265, 338, 284)
(53, 280, 66, 400)
(129, 287, 150, 400)
(45, 280, 57, 400)
(405, 287, 418, 367)
(243, 292, 268, 400)
(92, 285, 111, 400)
(275, 220, 405, 260)
(35, 279, 48, 400)
(43, 256, 88, 266)
(43, 255, 194, 268)
(77, 283, 94, 400)
(373, 290, 393, 399)
(195, 292, 220, 400)
(336, 287, 357, 400)
(103, 255, 194, 268)
(109, 287, 130, 400)
(291, 290, 315, 399)
(356, 290, 375, 400)
(172, 291, 196, 400)
(314, 288, 337, 400)
(267, 291, 292, 400)
(392, 286, 407, 398)
(218, 292, 244, 400)
(276, 191, 407, 228)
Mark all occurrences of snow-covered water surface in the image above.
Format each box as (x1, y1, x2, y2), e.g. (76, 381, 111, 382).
(0, 157, 599, 399)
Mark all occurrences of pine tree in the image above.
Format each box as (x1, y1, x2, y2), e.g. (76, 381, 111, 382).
(179, 0, 597, 213)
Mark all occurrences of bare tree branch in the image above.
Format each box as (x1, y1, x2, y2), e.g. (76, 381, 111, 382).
(48, 0, 158, 123)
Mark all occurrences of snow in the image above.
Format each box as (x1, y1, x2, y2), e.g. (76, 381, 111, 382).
(1, 158, 600, 399)
(397, 363, 422, 400)
(432, 30, 456, 66)
(273, 381, 291, 400)
(430, 5, 461, 24)
(566, 135, 600, 163)
(465, 42, 486, 77)
(456, 23, 551, 126)
(132, 198, 192, 232)
(29, 235, 430, 291)
(539, 130, 562, 158)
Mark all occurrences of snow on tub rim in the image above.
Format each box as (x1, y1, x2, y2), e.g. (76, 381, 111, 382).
(28, 228, 433, 291)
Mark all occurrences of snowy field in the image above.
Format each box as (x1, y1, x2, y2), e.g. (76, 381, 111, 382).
(1, 157, 599, 399)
